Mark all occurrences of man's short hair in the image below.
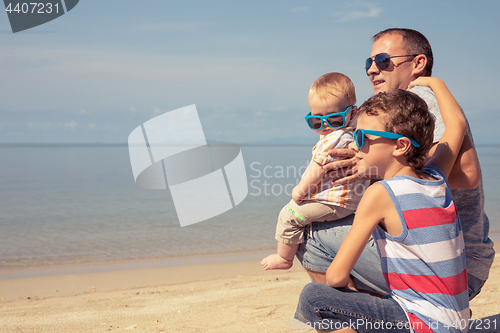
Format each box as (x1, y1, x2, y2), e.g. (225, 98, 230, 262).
(309, 72, 356, 105)
(373, 28, 434, 77)
(357, 90, 435, 170)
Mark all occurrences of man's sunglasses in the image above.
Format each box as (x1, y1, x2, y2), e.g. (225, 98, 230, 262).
(365, 53, 419, 75)
(354, 129, 420, 149)
(305, 106, 353, 130)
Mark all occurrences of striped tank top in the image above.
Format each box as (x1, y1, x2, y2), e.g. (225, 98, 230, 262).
(374, 166, 469, 333)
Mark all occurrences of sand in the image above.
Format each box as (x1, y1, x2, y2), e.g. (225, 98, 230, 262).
(1, 249, 499, 333)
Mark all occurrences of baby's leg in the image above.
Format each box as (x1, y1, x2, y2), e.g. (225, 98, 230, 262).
(262, 200, 352, 271)
(260, 243, 299, 270)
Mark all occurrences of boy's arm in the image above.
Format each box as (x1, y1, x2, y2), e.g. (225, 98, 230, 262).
(325, 184, 387, 288)
(428, 136, 480, 189)
(409, 77, 467, 179)
(326, 87, 479, 189)
(292, 162, 325, 203)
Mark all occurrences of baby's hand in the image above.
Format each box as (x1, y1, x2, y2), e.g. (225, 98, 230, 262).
(292, 187, 305, 203)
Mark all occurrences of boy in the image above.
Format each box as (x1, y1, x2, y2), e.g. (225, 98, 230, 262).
(261, 73, 369, 270)
(294, 77, 469, 332)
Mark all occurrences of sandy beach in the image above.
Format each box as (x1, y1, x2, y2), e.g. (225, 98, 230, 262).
(1, 247, 499, 333)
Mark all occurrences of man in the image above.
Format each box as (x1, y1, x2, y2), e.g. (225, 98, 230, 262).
(296, 28, 495, 300)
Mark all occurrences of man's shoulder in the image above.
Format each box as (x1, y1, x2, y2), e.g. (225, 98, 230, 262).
(409, 85, 438, 106)
(409, 85, 435, 97)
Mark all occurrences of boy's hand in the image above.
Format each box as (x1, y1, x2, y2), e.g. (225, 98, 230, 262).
(407, 76, 439, 90)
(292, 186, 305, 203)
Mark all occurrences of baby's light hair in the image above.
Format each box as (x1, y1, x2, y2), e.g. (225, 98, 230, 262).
(309, 72, 356, 105)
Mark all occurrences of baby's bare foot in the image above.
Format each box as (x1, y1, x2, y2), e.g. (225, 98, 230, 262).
(260, 254, 293, 270)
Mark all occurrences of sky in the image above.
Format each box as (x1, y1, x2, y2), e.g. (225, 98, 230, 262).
(1, 0, 500, 144)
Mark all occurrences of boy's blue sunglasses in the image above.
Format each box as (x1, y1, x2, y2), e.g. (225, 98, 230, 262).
(305, 106, 353, 130)
(354, 129, 420, 149)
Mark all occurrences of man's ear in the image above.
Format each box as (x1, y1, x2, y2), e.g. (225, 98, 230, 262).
(393, 138, 412, 158)
(412, 54, 427, 77)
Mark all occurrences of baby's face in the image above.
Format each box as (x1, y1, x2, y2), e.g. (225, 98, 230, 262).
(308, 93, 352, 136)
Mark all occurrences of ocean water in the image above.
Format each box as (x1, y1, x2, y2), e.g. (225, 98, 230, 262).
(0, 144, 499, 272)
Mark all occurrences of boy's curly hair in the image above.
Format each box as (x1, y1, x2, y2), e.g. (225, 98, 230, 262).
(357, 90, 435, 170)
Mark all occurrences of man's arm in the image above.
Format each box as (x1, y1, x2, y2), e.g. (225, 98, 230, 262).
(323, 149, 379, 185)
(428, 135, 480, 189)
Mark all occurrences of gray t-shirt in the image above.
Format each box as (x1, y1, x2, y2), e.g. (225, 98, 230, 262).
(410, 86, 495, 281)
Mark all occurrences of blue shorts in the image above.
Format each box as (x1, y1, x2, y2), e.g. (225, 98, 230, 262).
(296, 215, 390, 296)
(294, 282, 410, 332)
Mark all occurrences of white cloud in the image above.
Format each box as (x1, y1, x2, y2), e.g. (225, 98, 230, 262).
(26, 121, 77, 130)
(86, 123, 118, 131)
(333, 2, 382, 22)
(102, 124, 119, 132)
(270, 106, 288, 112)
(152, 106, 163, 116)
(79, 109, 88, 115)
(65, 121, 77, 129)
(134, 21, 217, 33)
(0, 44, 312, 112)
(27, 122, 54, 130)
(291, 7, 309, 12)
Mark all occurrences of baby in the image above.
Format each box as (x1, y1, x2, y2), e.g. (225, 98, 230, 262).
(261, 72, 369, 270)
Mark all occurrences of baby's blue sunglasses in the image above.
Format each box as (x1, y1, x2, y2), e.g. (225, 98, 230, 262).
(354, 129, 420, 149)
(305, 106, 353, 130)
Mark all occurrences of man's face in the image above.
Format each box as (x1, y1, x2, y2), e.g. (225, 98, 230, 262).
(367, 33, 415, 94)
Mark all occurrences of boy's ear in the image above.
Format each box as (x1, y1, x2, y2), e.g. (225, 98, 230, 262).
(411, 54, 427, 77)
(393, 138, 412, 158)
